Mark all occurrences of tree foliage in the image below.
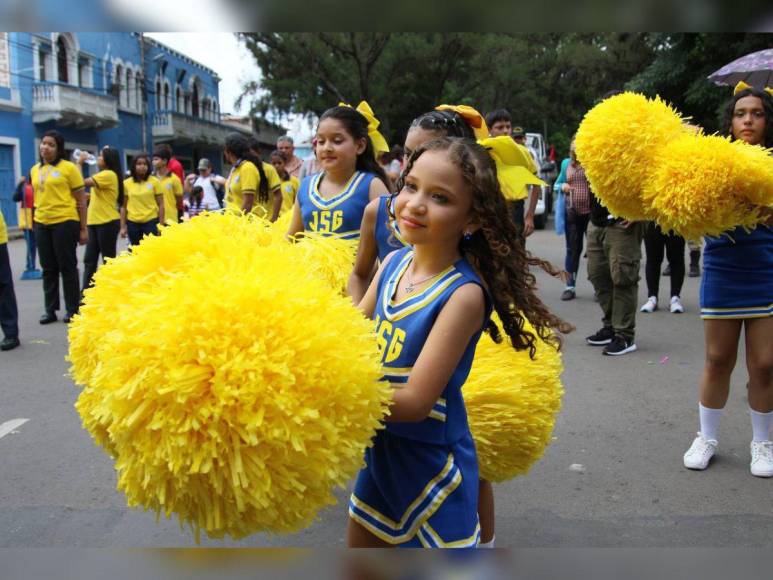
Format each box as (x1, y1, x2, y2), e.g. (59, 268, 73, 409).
(238, 33, 772, 158)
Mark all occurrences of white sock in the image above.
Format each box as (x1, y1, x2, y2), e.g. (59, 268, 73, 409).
(479, 535, 495, 548)
(699, 403, 724, 442)
(750, 407, 773, 442)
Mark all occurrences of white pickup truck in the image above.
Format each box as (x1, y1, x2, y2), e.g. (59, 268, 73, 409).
(524, 133, 557, 229)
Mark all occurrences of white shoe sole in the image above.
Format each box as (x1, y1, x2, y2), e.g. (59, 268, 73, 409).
(751, 467, 773, 478)
(587, 338, 613, 346)
(640, 306, 657, 313)
(603, 343, 637, 356)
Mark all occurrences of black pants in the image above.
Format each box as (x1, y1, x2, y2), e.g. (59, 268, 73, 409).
(127, 219, 159, 246)
(564, 208, 590, 286)
(82, 220, 120, 293)
(644, 221, 685, 298)
(35, 220, 81, 316)
(0, 243, 19, 339)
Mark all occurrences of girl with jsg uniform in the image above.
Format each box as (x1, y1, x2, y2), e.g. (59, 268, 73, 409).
(683, 84, 773, 478)
(77, 146, 124, 294)
(348, 137, 569, 548)
(287, 103, 390, 240)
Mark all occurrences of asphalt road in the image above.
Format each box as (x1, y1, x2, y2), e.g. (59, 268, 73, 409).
(0, 222, 770, 548)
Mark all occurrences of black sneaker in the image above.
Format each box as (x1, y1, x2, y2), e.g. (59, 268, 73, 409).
(1, 337, 20, 351)
(662, 264, 671, 276)
(586, 327, 615, 346)
(561, 288, 576, 301)
(603, 335, 637, 356)
(39, 312, 57, 325)
(689, 264, 700, 277)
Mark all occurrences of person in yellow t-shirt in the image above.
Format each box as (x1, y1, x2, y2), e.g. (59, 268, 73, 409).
(248, 136, 282, 221)
(270, 150, 300, 215)
(31, 130, 88, 324)
(223, 133, 281, 222)
(0, 209, 20, 350)
(77, 146, 123, 295)
(152, 147, 183, 226)
(120, 154, 164, 246)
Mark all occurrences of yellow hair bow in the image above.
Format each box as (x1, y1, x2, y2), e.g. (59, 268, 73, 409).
(478, 136, 546, 201)
(338, 101, 390, 157)
(435, 105, 490, 141)
(733, 80, 773, 98)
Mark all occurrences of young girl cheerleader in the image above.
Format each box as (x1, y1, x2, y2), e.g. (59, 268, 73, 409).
(270, 150, 301, 215)
(347, 106, 487, 302)
(31, 130, 87, 324)
(348, 137, 570, 548)
(120, 155, 164, 246)
(77, 146, 124, 294)
(287, 103, 390, 239)
(683, 84, 773, 477)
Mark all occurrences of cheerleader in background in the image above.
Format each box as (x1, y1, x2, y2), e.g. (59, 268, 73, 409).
(247, 137, 283, 221)
(287, 103, 390, 239)
(683, 84, 773, 477)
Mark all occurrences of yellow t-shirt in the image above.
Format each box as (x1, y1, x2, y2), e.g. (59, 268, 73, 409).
(0, 211, 7, 244)
(31, 160, 85, 225)
(225, 160, 260, 214)
(87, 170, 120, 225)
(156, 173, 183, 225)
(280, 175, 300, 214)
(251, 162, 283, 218)
(124, 176, 161, 223)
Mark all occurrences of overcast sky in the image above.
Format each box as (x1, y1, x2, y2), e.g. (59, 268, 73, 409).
(144, 32, 313, 142)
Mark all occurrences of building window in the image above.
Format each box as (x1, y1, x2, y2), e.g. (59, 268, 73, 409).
(115, 65, 124, 106)
(176, 86, 182, 113)
(164, 82, 170, 110)
(57, 36, 69, 84)
(135, 71, 142, 112)
(155, 80, 161, 109)
(126, 68, 133, 109)
(38, 47, 47, 81)
(192, 83, 199, 118)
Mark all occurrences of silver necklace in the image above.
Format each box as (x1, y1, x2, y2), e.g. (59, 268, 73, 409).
(404, 266, 444, 293)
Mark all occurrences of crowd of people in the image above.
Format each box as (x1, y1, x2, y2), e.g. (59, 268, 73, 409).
(0, 86, 770, 547)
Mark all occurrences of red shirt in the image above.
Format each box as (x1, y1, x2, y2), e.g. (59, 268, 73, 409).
(168, 157, 184, 183)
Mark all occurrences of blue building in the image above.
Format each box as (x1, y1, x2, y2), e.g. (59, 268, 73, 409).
(0, 32, 255, 227)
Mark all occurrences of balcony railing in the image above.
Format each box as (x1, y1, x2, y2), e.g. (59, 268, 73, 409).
(152, 110, 247, 145)
(32, 82, 119, 129)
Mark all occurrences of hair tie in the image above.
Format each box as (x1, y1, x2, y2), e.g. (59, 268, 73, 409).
(734, 80, 773, 98)
(435, 104, 490, 141)
(478, 136, 546, 201)
(338, 101, 390, 157)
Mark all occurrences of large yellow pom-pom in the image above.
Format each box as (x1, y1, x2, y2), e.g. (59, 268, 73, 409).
(575, 92, 686, 221)
(643, 134, 772, 239)
(68, 212, 390, 541)
(464, 317, 563, 483)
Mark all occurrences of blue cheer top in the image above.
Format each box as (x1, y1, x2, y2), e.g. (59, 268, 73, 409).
(374, 194, 408, 262)
(297, 170, 375, 240)
(374, 247, 491, 445)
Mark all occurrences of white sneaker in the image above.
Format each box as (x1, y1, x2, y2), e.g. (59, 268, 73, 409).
(750, 441, 773, 478)
(670, 296, 684, 313)
(683, 433, 717, 470)
(640, 296, 658, 313)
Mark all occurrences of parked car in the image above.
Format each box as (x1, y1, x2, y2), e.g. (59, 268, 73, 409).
(524, 133, 556, 229)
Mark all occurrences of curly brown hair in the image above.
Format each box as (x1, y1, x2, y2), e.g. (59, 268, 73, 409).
(392, 137, 573, 357)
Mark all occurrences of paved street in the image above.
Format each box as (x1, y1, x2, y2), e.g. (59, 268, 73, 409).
(0, 223, 770, 548)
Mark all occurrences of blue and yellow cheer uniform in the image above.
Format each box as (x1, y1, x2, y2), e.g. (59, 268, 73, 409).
(374, 195, 408, 262)
(700, 225, 773, 319)
(349, 247, 491, 548)
(297, 171, 374, 239)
